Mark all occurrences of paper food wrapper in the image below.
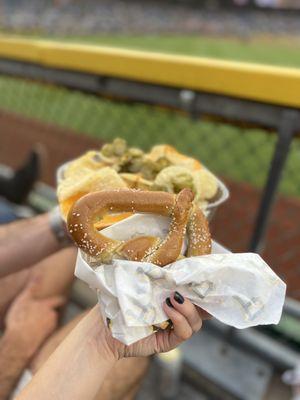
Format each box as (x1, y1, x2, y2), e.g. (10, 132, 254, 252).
(75, 214, 286, 345)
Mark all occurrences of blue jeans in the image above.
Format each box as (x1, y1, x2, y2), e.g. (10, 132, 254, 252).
(0, 198, 18, 224)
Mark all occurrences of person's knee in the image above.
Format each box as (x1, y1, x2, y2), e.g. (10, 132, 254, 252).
(0, 268, 31, 325)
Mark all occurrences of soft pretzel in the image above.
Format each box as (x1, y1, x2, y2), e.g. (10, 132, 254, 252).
(67, 188, 211, 266)
(187, 205, 211, 256)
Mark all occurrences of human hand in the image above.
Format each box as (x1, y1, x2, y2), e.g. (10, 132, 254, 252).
(100, 292, 209, 360)
(5, 279, 65, 358)
(13, 299, 207, 400)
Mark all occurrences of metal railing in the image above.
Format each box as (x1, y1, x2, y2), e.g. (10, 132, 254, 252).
(0, 36, 299, 253)
(0, 36, 300, 107)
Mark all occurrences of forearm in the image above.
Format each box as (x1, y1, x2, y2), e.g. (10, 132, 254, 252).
(0, 332, 33, 400)
(18, 306, 116, 400)
(0, 214, 62, 278)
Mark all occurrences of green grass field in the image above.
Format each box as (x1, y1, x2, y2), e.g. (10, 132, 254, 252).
(0, 34, 299, 197)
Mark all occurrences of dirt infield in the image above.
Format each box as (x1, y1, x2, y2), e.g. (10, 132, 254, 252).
(0, 111, 102, 186)
(1, 111, 299, 299)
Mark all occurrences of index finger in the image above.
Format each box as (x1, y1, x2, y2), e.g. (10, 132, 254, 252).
(163, 301, 193, 341)
(196, 307, 212, 321)
(168, 294, 202, 333)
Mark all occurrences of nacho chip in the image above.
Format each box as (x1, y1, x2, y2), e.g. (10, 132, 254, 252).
(63, 151, 107, 179)
(120, 173, 153, 190)
(154, 166, 194, 193)
(192, 169, 218, 200)
(147, 145, 202, 171)
(58, 167, 127, 219)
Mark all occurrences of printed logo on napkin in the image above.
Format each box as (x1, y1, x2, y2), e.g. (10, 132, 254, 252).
(75, 214, 286, 345)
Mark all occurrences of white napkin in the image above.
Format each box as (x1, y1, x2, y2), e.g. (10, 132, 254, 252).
(75, 214, 286, 345)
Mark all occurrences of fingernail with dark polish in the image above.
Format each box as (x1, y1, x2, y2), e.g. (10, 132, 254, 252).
(166, 297, 174, 308)
(174, 291, 184, 304)
(167, 319, 174, 329)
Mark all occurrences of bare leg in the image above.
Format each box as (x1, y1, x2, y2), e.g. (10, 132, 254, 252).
(31, 311, 150, 400)
(0, 213, 63, 278)
(0, 217, 31, 241)
(0, 219, 48, 317)
(29, 246, 77, 300)
(0, 246, 77, 325)
(1, 245, 148, 399)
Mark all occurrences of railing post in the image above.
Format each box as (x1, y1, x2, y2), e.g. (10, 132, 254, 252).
(249, 109, 300, 253)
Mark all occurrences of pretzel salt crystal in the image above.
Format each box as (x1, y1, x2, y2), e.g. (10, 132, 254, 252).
(67, 188, 211, 266)
(187, 205, 211, 257)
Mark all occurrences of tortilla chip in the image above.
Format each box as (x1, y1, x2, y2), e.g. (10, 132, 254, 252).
(193, 169, 218, 200)
(147, 145, 202, 171)
(58, 167, 127, 219)
(63, 151, 107, 179)
(120, 173, 153, 190)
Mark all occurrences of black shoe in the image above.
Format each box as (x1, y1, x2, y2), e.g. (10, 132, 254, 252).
(0, 150, 40, 204)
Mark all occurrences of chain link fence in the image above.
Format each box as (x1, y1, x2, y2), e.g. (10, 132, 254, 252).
(0, 74, 299, 195)
(0, 73, 300, 298)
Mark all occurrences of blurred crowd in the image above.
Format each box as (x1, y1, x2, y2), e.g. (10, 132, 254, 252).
(0, 0, 300, 37)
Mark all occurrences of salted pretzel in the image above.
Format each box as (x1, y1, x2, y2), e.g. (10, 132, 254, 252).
(67, 188, 211, 266)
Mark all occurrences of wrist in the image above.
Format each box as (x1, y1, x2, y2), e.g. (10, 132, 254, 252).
(84, 307, 118, 366)
(48, 207, 72, 248)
